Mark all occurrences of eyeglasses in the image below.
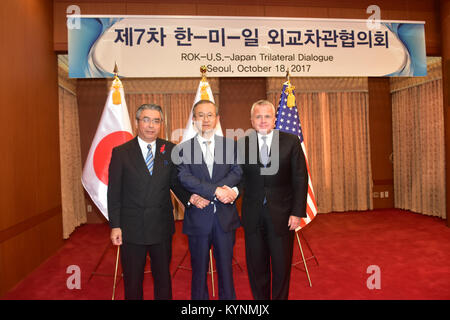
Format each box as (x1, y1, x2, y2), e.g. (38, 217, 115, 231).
(194, 113, 216, 120)
(138, 117, 162, 125)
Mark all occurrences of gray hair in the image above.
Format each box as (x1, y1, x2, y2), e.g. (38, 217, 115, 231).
(135, 103, 164, 121)
(250, 99, 275, 117)
(192, 100, 219, 116)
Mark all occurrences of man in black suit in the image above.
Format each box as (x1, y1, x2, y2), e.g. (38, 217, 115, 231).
(108, 103, 192, 300)
(237, 99, 308, 300)
(176, 100, 242, 300)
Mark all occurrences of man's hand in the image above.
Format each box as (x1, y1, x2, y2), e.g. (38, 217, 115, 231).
(110, 228, 122, 246)
(215, 186, 237, 204)
(288, 215, 301, 231)
(190, 194, 210, 209)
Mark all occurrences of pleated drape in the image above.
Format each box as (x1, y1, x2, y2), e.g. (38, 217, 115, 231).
(267, 77, 373, 213)
(392, 72, 445, 219)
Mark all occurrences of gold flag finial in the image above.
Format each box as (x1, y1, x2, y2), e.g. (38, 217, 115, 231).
(284, 69, 296, 108)
(200, 65, 207, 82)
(112, 62, 122, 105)
(200, 65, 210, 100)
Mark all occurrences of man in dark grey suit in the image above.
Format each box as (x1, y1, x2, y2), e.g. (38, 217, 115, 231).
(107, 104, 191, 300)
(238, 100, 308, 300)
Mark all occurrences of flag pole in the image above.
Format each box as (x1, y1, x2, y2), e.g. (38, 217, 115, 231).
(283, 71, 313, 286)
(209, 249, 215, 297)
(289, 70, 312, 286)
(295, 232, 312, 287)
(112, 245, 121, 300)
(111, 63, 122, 300)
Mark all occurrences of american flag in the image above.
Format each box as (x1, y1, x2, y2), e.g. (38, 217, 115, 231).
(275, 81, 318, 230)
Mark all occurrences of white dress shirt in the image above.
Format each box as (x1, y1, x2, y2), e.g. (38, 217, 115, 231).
(195, 134, 239, 200)
(196, 134, 215, 163)
(257, 130, 274, 154)
(137, 136, 156, 161)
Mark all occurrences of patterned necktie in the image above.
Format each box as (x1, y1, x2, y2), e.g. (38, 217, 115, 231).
(260, 136, 269, 167)
(146, 144, 154, 175)
(203, 141, 213, 178)
(260, 136, 269, 205)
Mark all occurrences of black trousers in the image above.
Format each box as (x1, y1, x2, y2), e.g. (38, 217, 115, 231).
(244, 205, 295, 300)
(120, 238, 172, 300)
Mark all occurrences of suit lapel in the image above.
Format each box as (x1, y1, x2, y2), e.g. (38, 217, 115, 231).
(144, 139, 166, 200)
(211, 135, 223, 181)
(193, 136, 212, 181)
(129, 137, 167, 180)
(152, 138, 165, 180)
(267, 129, 278, 167)
(129, 137, 151, 179)
(251, 130, 264, 168)
(250, 129, 277, 168)
(244, 130, 259, 167)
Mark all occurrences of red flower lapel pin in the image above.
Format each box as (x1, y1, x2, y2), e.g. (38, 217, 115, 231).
(160, 144, 166, 154)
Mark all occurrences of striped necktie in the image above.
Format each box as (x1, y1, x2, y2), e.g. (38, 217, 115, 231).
(146, 144, 154, 175)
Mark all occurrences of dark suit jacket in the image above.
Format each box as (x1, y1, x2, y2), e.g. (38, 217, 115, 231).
(176, 135, 242, 236)
(107, 137, 190, 245)
(238, 129, 308, 236)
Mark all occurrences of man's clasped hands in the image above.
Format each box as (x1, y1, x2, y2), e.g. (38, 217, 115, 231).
(189, 186, 237, 209)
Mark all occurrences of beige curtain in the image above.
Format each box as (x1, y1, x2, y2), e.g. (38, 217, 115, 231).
(115, 77, 220, 143)
(125, 92, 195, 143)
(267, 77, 373, 213)
(391, 58, 445, 219)
(58, 65, 87, 238)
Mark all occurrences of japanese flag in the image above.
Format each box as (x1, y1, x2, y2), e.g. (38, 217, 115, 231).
(81, 77, 133, 220)
(181, 78, 223, 142)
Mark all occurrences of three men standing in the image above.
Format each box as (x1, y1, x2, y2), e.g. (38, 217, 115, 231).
(107, 99, 308, 300)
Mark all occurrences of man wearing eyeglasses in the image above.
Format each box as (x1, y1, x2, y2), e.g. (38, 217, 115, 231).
(176, 100, 242, 300)
(108, 103, 191, 300)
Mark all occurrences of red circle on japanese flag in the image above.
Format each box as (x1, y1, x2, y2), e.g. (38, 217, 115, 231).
(93, 131, 133, 184)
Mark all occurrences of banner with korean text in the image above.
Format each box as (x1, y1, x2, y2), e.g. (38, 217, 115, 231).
(68, 15, 426, 78)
